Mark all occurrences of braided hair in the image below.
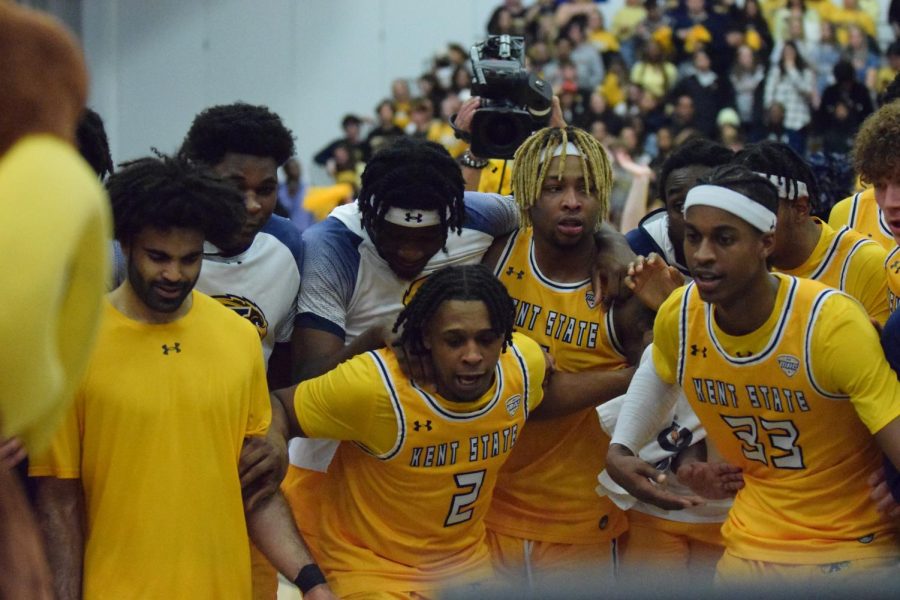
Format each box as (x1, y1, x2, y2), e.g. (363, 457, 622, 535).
(393, 265, 514, 354)
(108, 154, 245, 248)
(511, 126, 613, 227)
(358, 137, 465, 241)
(732, 141, 821, 214)
(178, 102, 295, 167)
(76, 108, 113, 181)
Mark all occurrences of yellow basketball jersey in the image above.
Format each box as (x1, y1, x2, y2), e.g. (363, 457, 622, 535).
(886, 246, 900, 314)
(776, 220, 888, 324)
(674, 276, 899, 564)
(312, 336, 545, 596)
(486, 228, 629, 545)
(828, 189, 894, 252)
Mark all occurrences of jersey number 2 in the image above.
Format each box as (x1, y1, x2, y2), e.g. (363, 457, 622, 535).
(444, 470, 486, 527)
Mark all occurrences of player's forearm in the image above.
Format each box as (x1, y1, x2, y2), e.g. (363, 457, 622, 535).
(33, 478, 84, 600)
(532, 367, 635, 420)
(245, 491, 327, 589)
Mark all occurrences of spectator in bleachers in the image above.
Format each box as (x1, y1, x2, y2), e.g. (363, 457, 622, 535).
(669, 48, 735, 139)
(450, 65, 472, 100)
(365, 100, 405, 158)
(630, 38, 678, 100)
(730, 44, 766, 136)
(809, 19, 843, 95)
(771, 14, 814, 65)
(390, 78, 412, 130)
(763, 40, 815, 154)
(636, 89, 668, 135)
(313, 114, 366, 168)
(487, 0, 527, 36)
(759, 100, 792, 146)
(773, 0, 821, 46)
(734, 0, 774, 62)
(416, 73, 445, 116)
(406, 98, 435, 139)
(668, 92, 700, 137)
(564, 15, 605, 91)
(526, 39, 552, 78)
(668, 0, 730, 72)
(824, 0, 876, 41)
(876, 42, 900, 100)
(586, 8, 621, 63)
(844, 24, 879, 89)
(579, 90, 625, 135)
(612, 0, 648, 67)
(427, 93, 468, 158)
(816, 60, 874, 139)
(892, 0, 900, 38)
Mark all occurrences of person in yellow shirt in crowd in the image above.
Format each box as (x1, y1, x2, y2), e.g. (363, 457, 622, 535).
(271, 264, 550, 598)
(607, 163, 900, 584)
(733, 141, 889, 325)
(480, 126, 651, 588)
(29, 156, 334, 600)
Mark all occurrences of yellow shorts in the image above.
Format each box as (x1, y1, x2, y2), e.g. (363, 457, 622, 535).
(715, 550, 900, 586)
(618, 512, 724, 585)
(486, 528, 618, 588)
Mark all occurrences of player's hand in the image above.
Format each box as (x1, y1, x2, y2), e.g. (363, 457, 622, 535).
(613, 148, 652, 177)
(676, 461, 744, 500)
(625, 253, 684, 311)
(869, 467, 900, 519)
(239, 434, 288, 511)
(591, 229, 638, 309)
(0, 437, 26, 469)
(606, 444, 705, 510)
(389, 341, 437, 390)
(541, 350, 556, 390)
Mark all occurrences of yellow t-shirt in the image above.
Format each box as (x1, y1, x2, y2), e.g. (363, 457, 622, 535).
(653, 275, 900, 564)
(486, 228, 629, 545)
(776, 219, 889, 325)
(427, 121, 468, 158)
(827, 189, 894, 252)
(0, 134, 110, 454)
(293, 334, 545, 596)
(477, 159, 513, 196)
(30, 293, 271, 599)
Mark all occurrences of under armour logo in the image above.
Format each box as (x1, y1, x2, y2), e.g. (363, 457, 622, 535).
(162, 343, 181, 355)
(891, 260, 900, 275)
(405, 212, 423, 223)
(690, 344, 707, 358)
(505, 266, 525, 279)
(413, 420, 432, 432)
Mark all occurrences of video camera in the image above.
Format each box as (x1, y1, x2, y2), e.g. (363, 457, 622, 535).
(469, 35, 553, 159)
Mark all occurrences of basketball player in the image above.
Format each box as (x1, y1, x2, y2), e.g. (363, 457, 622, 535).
(607, 164, 900, 583)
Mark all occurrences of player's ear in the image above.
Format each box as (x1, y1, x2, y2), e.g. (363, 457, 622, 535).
(759, 230, 776, 260)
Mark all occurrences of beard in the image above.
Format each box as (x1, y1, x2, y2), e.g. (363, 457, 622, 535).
(127, 258, 197, 314)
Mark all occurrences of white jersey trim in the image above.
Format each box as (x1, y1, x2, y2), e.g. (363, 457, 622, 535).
(804, 290, 850, 400)
(364, 351, 407, 460)
(411, 363, 504, 421)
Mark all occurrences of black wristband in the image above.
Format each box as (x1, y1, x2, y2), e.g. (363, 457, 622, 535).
(293, 563, 327, 594)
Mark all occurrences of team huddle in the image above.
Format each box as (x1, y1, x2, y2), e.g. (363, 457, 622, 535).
(9, 51, 900, 600)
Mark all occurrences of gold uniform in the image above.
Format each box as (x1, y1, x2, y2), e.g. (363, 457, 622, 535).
(654, 275, 900, 576)
(828, 189, 894, 252)
(29, 293, 271, 599)
(486, 228, 629, 580)
(886, 247, 900, 314)
(292, 333, 546, 597)
(775, 219, 889, 324)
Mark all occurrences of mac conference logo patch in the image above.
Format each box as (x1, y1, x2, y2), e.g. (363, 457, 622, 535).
(213, 294, 268, 339)
(776, 354, 800, 378)
(506, 394, 522, 416)
(585, 290, 597, 309)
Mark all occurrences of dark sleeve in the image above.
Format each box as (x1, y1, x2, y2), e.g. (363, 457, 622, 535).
(880, 310, 900, 502)
(313, 140, 340, 166)
(624, 226, 666, 259)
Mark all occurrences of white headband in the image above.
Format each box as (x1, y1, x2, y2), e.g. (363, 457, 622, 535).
(684, 185, 777, 232)
(539, 140, 582, 163)
(383, 206, 443, 228)
(753, 172, 809, 200)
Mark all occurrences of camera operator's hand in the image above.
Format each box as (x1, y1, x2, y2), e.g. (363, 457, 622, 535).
(548, 96, 567, 129)
(454, 97, 481, 135)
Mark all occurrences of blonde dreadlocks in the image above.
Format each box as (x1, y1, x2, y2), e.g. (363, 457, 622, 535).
(510, 126, 613, 227)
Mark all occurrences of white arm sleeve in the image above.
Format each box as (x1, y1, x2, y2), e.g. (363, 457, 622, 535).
(610, 344, 682, 454)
